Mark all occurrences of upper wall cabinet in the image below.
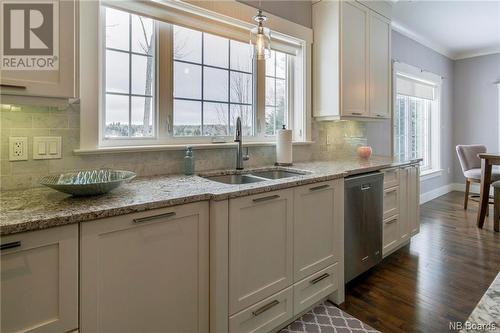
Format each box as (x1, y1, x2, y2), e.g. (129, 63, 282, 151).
(0, 0, 77, 98)
(313, 0, 392, 120)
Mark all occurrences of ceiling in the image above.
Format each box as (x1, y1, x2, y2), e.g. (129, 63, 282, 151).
(392, 1, 500, 60)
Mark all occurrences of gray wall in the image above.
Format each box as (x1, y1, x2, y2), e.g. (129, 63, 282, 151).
(452, 53, 500, 183)
(237, 0, 312, 28)
(390, 31, 455, 195)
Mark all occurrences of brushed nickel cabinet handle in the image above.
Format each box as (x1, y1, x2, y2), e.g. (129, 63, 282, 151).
(133, 212, 176, 224)
(385, 187, 397, 194)
(361, 184, 371, 191)
(386, 218, 398, 225)
(253, 195, 280, 203)
(309, 184, 330, 191)
(0, 84, 26, 90)
(361, 256, 369, 262)
(1, 241, 21, 250)
(376, 114, 385, 117)
(350, 112, 362, 116)
(252, 300, 280, 317)
(310, 273, 330, 285)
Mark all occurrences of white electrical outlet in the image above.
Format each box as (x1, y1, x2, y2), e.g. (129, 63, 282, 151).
(9, 137, 28, 161)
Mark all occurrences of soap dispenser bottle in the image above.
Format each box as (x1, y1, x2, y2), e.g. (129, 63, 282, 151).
(184, 147, 194, 175)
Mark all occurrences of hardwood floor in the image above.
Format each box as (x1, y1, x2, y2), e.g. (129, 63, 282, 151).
(339, 191, 500, 333)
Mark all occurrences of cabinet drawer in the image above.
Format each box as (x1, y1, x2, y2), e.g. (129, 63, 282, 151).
(382, 168, 399, 189)
(229, 287, 293, 333)
(293, 263, 339, 316)
(383, 215, 399, 256)
(383, 186, 399, 219)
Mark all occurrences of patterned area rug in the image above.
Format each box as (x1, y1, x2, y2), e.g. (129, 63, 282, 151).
(279, 301, 380, 333)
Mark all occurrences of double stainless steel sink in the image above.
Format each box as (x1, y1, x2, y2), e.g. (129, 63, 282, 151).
(203, 169, 307, 185)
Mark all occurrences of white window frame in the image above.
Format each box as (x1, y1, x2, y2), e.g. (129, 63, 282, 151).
(393, 62, 442, 178)
(78, 0, 312, 152)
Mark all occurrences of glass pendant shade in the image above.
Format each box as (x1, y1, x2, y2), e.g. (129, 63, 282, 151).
(250, 11, 271, 60)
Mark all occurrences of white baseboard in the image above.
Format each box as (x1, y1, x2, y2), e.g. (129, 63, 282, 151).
(420, 182, 494, 204)
(420, 184, 455, 204)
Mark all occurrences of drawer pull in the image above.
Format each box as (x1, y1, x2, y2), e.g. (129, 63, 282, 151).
(350, 112, 362, 116)
(309, 184, 330, 191)
(1, 241, 21, 250)
(253, 195, 280, 203)
(385, 187, 397, 194)
(310, 273, 330, 285)
(0, 84, 27, 90)
(361, 256, 369, 262)
(252, 300, 280, 317)
(376, 114, 385, 117)
(386, 218, 398, 225)
(361, 184, 371, 191)
(133, 212, 176, 224)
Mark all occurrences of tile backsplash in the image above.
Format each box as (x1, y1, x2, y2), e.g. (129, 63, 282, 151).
(0, 103, 367, 191)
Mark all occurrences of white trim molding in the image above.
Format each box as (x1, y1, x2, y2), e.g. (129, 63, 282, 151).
(420, 182, 495, 205)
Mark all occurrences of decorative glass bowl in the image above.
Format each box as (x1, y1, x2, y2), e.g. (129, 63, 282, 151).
(40, 169, 136, 196)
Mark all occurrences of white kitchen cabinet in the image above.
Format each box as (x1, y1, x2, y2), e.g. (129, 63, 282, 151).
(369, 11, 391, 118)
(398, 167, 411, 243)
(293, 180, 343, 281)
(229, 286, 293, 333)
(293, 263, 339, 316)
(313, 0, 391, 120)
(1, 224, 78, 333)
(382, 215, 400, 255)
(382, 163, 420, 257)
(341, 1, 369, 117)
(80, 202, 209, 333)
(228, 189, 294, 315)
(410, 165, 421, 236)
(0, 0, 77, 98)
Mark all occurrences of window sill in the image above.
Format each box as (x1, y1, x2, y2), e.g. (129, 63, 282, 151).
(73, 141, 315, 155)
(420, 168, 443, 181)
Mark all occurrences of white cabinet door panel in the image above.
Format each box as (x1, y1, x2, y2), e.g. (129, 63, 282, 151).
(293, 180, 342, 281)
(80, 202, 209, 333)
(1, 225, 78, 333)
(229, 189, 294, 315)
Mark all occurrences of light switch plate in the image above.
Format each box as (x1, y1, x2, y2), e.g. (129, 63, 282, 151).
(33, 137, 62, 160)
(9, 137, 28, 161)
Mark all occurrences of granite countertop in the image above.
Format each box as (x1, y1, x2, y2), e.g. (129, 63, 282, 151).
(0, 156, 420, 235)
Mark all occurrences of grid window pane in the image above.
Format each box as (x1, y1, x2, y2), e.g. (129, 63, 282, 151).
(131, 96, 153, 137)
(230, 40, 253, 73)
(105, 94, 129, 137)
(230, 72, 252, 104)
(106, 50, 129, 93)
(173, 26, 202, 63)
(394, 94, 432, 170)
(131, 15, 154, 55)
(265, 50, 289, 135)
(276, 52, 287, 79)
(172, 24, 256, 137)
(265, 77, 275, 106)
(131, 54, 154, 96)
(174, 100, 202, 136)
(105, 8, 129, 51)
(265, 106, 275, 135)
(204, 34, 229, 68)
(230, 105, 253, 136)
(174, 62, 202, 99)
(204, 102, 229, 136)
(204, 67, 229, 102)
(104, 7, 156, 139)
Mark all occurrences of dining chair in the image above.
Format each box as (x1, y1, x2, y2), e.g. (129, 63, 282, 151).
(456, 145, 500, 210)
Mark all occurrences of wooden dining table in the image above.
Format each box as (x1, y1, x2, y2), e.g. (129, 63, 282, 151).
(477, 152, 500, 231)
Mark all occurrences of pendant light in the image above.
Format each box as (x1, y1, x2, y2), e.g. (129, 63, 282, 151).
(250, 10, 271, 60)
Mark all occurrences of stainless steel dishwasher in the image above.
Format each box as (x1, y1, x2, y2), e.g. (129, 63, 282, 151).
(344, 172, 384, 282)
